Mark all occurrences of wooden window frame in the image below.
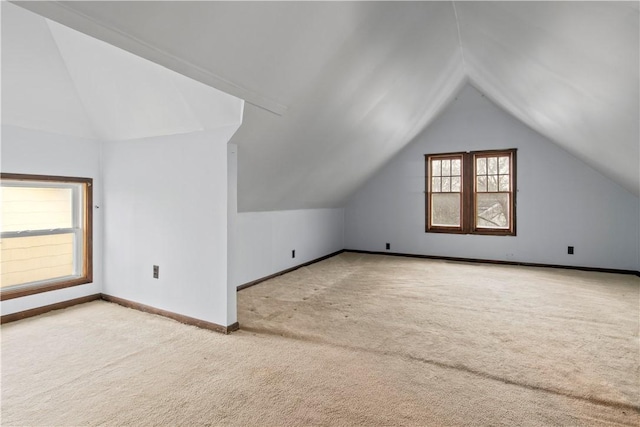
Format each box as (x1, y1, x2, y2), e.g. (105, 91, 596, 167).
(0, 173, 93, 301)
(425, 149, 516, 236)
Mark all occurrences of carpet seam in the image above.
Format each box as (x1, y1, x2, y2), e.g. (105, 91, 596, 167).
(239, 325, 640, 414)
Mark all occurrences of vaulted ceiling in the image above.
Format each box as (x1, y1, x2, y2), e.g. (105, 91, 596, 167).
(2, 3, 243, 142)
(7, 1, 640, 211)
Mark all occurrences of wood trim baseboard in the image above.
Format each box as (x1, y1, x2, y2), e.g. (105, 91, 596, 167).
(1, 294, 101, 324)
(100, 294, 238, 334)
(5, 248, 632, 327)
(237, 249, 346, 291)
(2, 292, 240, 334)
(345, 249, 640, 277)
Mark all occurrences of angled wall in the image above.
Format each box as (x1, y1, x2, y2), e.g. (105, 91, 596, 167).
(2, 2, 245, 325)
(102, 126, 240, 327)
(345, 85, 640, 271)
(1, 3, 97, 139)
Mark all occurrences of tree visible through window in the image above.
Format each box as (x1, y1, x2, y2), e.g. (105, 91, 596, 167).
(0, 174, 93, 300)
(425, 149, 516, 235)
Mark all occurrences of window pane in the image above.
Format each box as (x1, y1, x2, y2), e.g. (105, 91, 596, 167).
(487, 157, 498, 174)
(499, 175, 510, 192)
(431, 177, 441, 192)
(488, 175, 498, 192)
(476, 193, 510, 229)
(451, 176, 461, 192)
(0, 233, 75, 288)
(476, 158, 486, 175)
(431, 160, 441, 177)
(451, 159, 461, 176)
(442, 159, 450, 176)
(431, 193, 461, 227)
(477, 176, 487, 192)
(442, 177, 451, 192)
(499, 156, 510, 174)
(1, 187, 73, 232)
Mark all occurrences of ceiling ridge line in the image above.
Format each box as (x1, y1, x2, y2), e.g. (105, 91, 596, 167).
(451, 1, 468, 76)
(15, 0, 287, 116)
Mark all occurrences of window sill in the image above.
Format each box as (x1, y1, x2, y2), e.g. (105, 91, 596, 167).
(0, 276, 93, 301)
(425, 229, 516, 236)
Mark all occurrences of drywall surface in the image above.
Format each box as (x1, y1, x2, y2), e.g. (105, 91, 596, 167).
(0, 125, 103, 315)
(102, 127, 239, 327)
(227, 144, 238, 325)
(233, 208, 344, 287)
(2, 2, 245, 143)
(1, 3, 97, 139)
(48, 17, 244, 141)
(345, 84, 640, 271)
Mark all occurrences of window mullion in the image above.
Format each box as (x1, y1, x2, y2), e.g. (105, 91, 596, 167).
(426, 149, 516, 236)
(462, 152, 473, 233)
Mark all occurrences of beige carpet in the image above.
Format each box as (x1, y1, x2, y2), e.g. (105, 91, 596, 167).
(2, 253, 639, 426)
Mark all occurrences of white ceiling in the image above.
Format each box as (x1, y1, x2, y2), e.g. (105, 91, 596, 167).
(2, 2, 243, 142)
(1, 3, 96, 139)
(458, 1, 639, 203)
(8, 1, 640, 211)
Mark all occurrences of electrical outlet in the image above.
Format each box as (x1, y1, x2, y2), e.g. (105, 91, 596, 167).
(567, 246, 574, 255)
(386, 243, 390, 250)
(292, 250, 296, 258)
(153, 265, 159, 278)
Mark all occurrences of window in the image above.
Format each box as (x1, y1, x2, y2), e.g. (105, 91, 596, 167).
(425, 149, 516, 235)
(0, 174, 92, 300)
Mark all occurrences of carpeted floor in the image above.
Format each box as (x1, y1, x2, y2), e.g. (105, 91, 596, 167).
(2, 252, 639, 426)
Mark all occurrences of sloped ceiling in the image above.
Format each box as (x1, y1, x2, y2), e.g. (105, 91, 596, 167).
(456, 1, 639, 201)
(1, 3, 97, 139)
(2, 2, 243, 142)
(9, 1, 640, 211)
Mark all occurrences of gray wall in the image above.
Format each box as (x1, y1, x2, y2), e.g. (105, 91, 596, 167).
(345, 85, 640, 271)
(232, 208, 344, 288)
